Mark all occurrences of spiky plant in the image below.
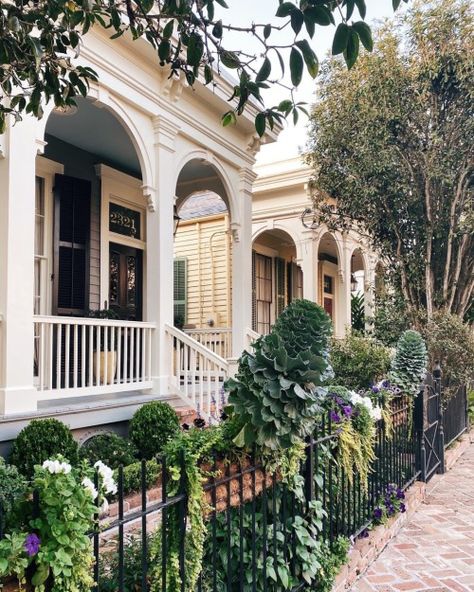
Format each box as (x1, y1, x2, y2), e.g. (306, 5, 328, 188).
(226, 300, 332, 453)
(389, 330, 428, 397)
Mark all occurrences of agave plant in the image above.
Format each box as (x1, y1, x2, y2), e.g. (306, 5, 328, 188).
(226, 300, 333, 452)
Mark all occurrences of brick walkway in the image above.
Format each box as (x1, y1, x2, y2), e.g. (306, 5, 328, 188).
(351, 442, 474, 592)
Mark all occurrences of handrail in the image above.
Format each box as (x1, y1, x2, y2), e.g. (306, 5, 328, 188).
(165, 324, 229, 370)
(34, 315, 156, 329)
(184, 327, 232, 334)
(165, 324, 229, 419)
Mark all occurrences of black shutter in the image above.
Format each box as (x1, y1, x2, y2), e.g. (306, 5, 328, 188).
(53, 174, 90, 316)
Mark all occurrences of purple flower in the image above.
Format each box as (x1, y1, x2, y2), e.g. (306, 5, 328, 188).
(24, 533, 40, 557)
(330, 410, 341, 424)
(400, 503, 406, 513)
(396, 488, 405, 500)
(360, 529, 370, 539)
(342, 405, 353, 418)
(371, 386, 380, 394)
(182, 423, 190, 431)
(193, 417, 206, 428)
(373, 507, 383, 520)
(387, 504, 395, 516)
(335, 396, 345, 406)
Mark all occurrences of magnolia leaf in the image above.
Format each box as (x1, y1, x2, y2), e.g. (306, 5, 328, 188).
(162, 19, 174, 39)
(344, 28, 360, 69)
(187, 33, 204, 67)
(275, 2, 297, 18)
(255, 112, 266, 137)
(296, 39, 319, 78)
(289, 47, 303, 87)
(290, 9, 304, 35)
(353, 21, 373, 51)
(263, 23, 272, 39)
(332, 23, 350, 55)
(256, 57, 271, 82)
(355, 0, 367, 19)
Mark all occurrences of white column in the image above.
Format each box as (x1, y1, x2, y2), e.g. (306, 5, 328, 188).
(299, 231, 318, 302)
(144, 116, 179, 394)
(0, 118, 39, 413)
(338, 236, 353, 337)
(364, 257, 377, 330)
(231, 167, 255, 356)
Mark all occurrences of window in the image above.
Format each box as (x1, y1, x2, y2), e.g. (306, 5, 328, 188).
(34, 177, 47, 315)
(174, 258, 187, 327)
(255, 253, 272, 335)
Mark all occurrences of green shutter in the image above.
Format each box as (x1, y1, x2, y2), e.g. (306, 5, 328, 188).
(174, 258, 187, 326)
(275, 257, 286, 318)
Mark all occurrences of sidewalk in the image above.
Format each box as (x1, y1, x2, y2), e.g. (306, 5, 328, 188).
(351, 441, 474, 592)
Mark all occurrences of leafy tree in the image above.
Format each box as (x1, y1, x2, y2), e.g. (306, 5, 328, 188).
(306, 0, 473, 321)
(0, 0, 406, 134)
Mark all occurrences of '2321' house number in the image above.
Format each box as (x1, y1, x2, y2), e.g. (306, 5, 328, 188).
(109, 203, 141, 239)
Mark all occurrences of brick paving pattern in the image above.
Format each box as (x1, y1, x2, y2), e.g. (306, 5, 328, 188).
(351, 443, 474, 592)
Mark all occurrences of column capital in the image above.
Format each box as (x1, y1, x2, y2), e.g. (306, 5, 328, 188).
(239, 166, 258, 191)
(153, 115, 180, 152)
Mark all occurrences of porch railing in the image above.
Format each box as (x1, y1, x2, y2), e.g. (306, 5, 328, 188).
(166, 323, 229, 420)
(33, 315, 155, 399)
(183, 327, 232, 359)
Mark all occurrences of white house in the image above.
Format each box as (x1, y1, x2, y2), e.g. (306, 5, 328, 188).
(0, 25, 279, 450)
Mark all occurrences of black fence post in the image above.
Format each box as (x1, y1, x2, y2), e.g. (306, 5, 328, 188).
(414, 382, 427, 482)
(433, 362, 446, 474)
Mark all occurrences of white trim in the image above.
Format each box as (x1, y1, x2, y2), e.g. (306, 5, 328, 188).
(35, 156, 64, 316)
(96, 164, 147, 308)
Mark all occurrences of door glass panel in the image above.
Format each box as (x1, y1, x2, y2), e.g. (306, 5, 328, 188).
(109, 252, 120, 305)
(127, 256, 136, 306)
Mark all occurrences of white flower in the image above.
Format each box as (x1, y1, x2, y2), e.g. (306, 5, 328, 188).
(350, 391, 363, 406)
(94, 461, 117, 496)
(100, 498, 109, 515)
(103, 477, 117, 496)
(82, 477, 98, 500)
(371, 406, 383, 421)
(42, 459, 71, 474)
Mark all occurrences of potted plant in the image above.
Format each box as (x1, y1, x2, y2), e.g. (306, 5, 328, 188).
(87, 308, 120, 385)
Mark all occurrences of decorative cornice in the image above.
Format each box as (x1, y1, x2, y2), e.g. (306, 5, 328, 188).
(141, 185, 156, 212)
(230, 222, 241, 243)
(239, 166, 258, 189)
(36, 138, 47, 155)
(160, 71, 186, 104)
(246, 134, 265, 158)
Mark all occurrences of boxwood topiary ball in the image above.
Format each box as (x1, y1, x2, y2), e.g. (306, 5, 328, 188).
(9, 418, 79, 478)
(129, 401, 181, 460)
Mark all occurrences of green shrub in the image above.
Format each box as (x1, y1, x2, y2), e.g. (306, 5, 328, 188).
(389, 330, 427, 397)
(119, 458, 161, 494)
(9, 419, 79, 478)
(227, 300, 332, 452)
(0, 458, 27, 531)
(421, 310, 474, 400)
(79, 433, 137, 469)
(129, 401, 180, 460)
(329, 333, 392, 391)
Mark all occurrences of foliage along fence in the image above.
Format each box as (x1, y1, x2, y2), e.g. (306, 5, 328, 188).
(1, 379, 466, 591)
(91, 398, 417, 590)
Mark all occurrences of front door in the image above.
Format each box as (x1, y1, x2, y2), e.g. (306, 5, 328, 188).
(109, 243, 142, 321)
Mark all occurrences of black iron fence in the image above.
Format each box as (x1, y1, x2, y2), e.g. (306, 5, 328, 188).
(2, 378, 467, 591)
(83, 396, 419, 592)
(443, 385, 469, 448)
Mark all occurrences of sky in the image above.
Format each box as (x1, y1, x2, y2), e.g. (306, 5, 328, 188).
(218, 0, 405, 164)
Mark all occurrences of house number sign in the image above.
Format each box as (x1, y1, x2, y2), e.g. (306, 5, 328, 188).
(109, 203, 141, 239)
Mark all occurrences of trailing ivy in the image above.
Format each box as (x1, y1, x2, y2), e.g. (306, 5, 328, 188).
(150, 426, 224, 592)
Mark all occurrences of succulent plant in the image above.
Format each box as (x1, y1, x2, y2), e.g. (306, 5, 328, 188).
(226, 300, 332, 452)
(389, 330, 427, 397)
